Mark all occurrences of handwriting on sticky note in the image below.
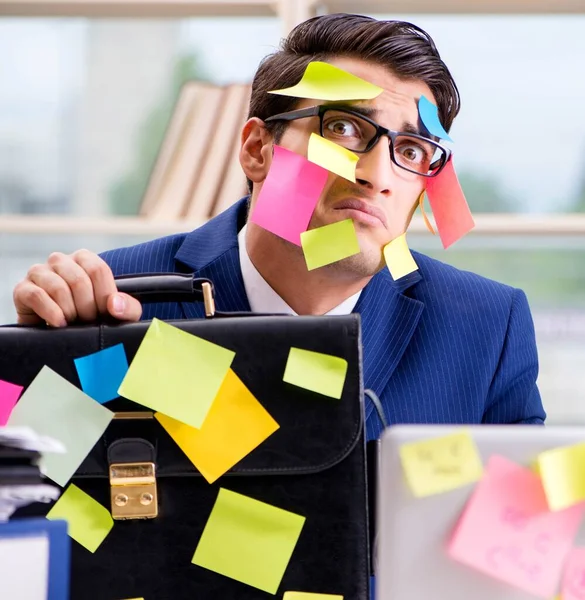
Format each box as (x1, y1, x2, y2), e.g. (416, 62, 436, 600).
(74, 343, 128, 404)
(269, 61, 383, 101)
(284, 593, 344, 599)
(300, 219, 360, 271)
(425, 158, 474, 249)
(307, 134, 358, 182)
(192, 488, 306, 594)
(399, 430, 483, 497)
(250, 145, 328, 246)
(156, 369, 279, 483)
(537, 442, 585, 511)
(7, 366, 113, 486)
(0, 379, 23, 426)
(383, 234, 418, 280)
(283, 348, 348, 400)
(448, 455, 584, 598)
(47, 484, 113, 553)
(418, 95, 453, 142)
(118, 319, 234, 429)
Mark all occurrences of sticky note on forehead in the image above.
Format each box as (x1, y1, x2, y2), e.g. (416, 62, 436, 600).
(269, 61, 383, 101)
(418, 95, 453, 142)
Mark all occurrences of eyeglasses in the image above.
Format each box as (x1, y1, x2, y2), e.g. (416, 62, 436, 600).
(265, 105, 451, 178)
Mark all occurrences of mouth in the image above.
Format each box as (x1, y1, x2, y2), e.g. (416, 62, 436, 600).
(333, 199, 388, 228)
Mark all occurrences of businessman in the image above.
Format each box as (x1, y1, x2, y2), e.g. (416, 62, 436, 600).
(12, 13, 546, 440)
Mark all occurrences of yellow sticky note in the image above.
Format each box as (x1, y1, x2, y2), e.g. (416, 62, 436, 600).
(537, 442, 585, 511)
(269, 61, 383, 101)
(307, 134, 358, 182)
(383, 234, 418, 280)
(192, 488, 306, 594)
(284, 593, 344, 599)
(300, 219, 360, 271)
(399, 430, 483, 497)
(118, 319, 235, 429)
(47, 484, 113, 553)
(283, 347, 348, 399)
(155, 369, 279, 483)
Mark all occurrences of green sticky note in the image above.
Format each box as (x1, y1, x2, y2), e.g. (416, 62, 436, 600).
(269, 61, 383, 101)
(118, 319, 235, 429)
(47, 484, 113, 553)
(283, 348, 348, 399)
(192, 488, 306, 594)
(7, 366, 113, 486)
(300, 219, 360, 271)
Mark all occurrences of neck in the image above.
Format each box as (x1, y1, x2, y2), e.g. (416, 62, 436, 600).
(245, 222, 370, 316)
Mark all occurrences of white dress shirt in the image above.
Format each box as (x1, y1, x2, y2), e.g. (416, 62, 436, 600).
(237, 224, 361, 315)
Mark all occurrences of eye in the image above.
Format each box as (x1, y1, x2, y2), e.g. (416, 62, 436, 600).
(324, 118, 361, 138)
(398, 143, 427, 165)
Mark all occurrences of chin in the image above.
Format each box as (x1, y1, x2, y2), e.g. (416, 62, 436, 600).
(325, 250, 385, 278)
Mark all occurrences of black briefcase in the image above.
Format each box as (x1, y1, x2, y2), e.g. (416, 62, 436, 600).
(1, 274, 370, 600)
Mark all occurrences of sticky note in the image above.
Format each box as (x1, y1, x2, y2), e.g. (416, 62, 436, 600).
(0, 379, 23, 426)
(300, 219, 360, 271)
(192, 488, 306, 594)
(561, 547, 585, 599)
(425, 158, 474, 249)
(7, 366, 113, 486)
(250, 145, 329, 246)
(284, 593, 344, 599)
(47, 484, 113, 553)
(118, 319, 234, 429)
(383, 234, 418, 280)
(0, 535, 49, 600)
(283, 347, 348, 399)
(74, 344, 128, 404)
(418, 95, 453, 142)
(155, 369, 279, 483)
(537, 442, 585, 511)
(448, 455, 584, 598)
(269, 61, 383, 101)
(399, 430, 483, 497)
(307, 133, 359, 182)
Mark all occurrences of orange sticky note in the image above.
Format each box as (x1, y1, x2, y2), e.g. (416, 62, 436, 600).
(155, 369, 279, 483)
(561, 547, 585, 600)
(448, 455, 584, 598)
(425, 158, 474, 249)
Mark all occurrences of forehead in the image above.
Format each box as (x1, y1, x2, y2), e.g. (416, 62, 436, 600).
(295, 56, 436, 128)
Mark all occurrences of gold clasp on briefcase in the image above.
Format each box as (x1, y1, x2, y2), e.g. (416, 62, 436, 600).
(109, 462, 158, 520)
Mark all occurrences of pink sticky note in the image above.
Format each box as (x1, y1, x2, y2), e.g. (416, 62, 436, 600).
(425, 158, 474, 249)
(0, 379, 23, 425)
(250, 145, 329, 246)
(448, 455, 584, 598)
(561, 547, 585, 600)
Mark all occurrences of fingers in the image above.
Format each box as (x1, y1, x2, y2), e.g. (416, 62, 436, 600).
(106, 292, 143, 322)
(13, 277, 67, 328)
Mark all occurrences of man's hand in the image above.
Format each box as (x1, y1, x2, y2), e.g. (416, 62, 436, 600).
(13, 249, 143, 327)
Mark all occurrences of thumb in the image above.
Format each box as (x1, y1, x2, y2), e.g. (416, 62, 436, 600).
(107, 293, 143, 322)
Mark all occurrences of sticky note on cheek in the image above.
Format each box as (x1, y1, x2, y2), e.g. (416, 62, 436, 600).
(307, 134, 359, 182)
(399, 429, 483, 497)
(383, 234, 418, 280)
(300, 219, 360, 271)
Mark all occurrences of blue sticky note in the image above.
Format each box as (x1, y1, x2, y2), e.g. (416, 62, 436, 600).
(418, 95, 453, 142)
(74, 344, 128, 404)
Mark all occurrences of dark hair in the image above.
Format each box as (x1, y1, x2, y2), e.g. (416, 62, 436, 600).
(245, 14, 460, 191)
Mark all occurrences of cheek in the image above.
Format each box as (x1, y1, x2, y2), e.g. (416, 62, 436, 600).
(278, 127, 311, 157)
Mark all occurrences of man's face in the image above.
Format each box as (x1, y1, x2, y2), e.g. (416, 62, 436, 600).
(267, 57, 436, 277)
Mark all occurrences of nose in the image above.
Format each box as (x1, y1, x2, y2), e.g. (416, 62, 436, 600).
(354, 137, 397, 196)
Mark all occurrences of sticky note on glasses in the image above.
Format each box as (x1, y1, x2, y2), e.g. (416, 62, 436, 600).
(250, 145, 329, 246)
(418, 95, 453, 142)
(0, 379, 23, 425)
(300, 219, 360, 271)
(192, 488, 306, 594)
(399, 429, 483, 497)
(536, 441, 585, 511)
(307, 134, 358, 182)
(284, 593, 344, 599)
(425, 158, 474, 249)
(118, 319, 234, 429)
(269, 61, 383, 101)
(283, 347, 348, 399)
(155, 369, 279, 484)
(383, 234, 418, 280)
(74, 344, 128, 404)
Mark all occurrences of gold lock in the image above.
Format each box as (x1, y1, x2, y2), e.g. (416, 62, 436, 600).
(109, 462, 158, 520)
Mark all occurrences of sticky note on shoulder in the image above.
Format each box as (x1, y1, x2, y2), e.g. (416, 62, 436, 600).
(399, 429, 483, 497)
(383, 234, 418, 280)
(301, 219, 360, 271)
(47, 484, 113, 553)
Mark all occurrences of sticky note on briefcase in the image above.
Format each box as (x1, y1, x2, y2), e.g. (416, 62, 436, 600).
(283, 348, 348, 399)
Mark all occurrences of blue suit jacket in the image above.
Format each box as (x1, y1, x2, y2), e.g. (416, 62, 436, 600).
(102, 197, 546, 440)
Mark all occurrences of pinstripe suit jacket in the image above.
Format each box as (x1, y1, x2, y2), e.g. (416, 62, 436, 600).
(102, 197, 546, 441)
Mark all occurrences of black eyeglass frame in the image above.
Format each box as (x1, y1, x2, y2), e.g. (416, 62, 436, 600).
(265, 105, 452, 178)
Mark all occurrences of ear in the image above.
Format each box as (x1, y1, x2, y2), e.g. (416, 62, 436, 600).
(239, 118, 274, 184)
